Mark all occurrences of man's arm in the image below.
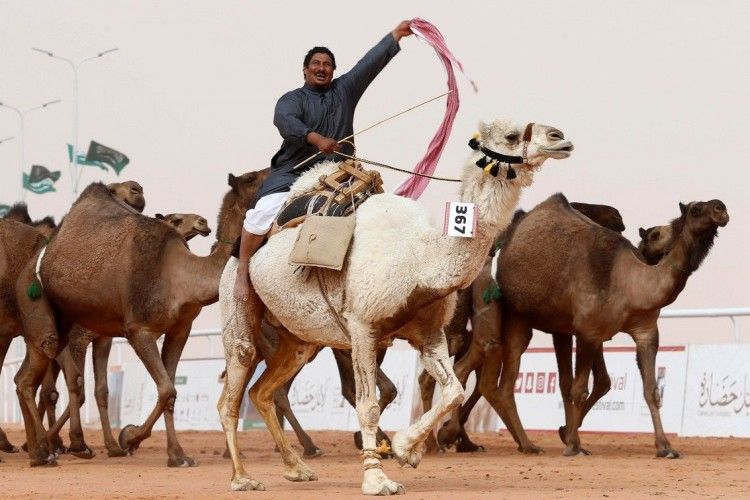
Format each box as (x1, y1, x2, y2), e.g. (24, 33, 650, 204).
(338, 20, 413, 102)
(274, 91, 340, 154)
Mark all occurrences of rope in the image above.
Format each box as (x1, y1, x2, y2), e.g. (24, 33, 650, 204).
(333, 151, 460, 183)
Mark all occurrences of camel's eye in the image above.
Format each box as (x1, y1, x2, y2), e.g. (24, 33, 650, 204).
(650, 231, 660, 240)
(505, 132, 519, 142)
(690, 206, 701, 216)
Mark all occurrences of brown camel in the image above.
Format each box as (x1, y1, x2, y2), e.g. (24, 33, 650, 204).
(422, 202, 627, 453)
(491, 194, 727, 458)
(14, 170, 267, 467)
(0, 181, 145, 462)
(42, 211, 215, 459)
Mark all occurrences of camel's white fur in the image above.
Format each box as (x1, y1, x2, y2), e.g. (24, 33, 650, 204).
(218, 119, 572, 495)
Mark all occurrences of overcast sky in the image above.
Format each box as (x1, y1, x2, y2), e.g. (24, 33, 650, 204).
(1, 1, 747, 344)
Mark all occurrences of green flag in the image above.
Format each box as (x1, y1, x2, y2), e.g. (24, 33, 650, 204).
(85, 141, 129, 175)
(67, 144, 108, 171)
(0, 204, 10, 217)
(23, 165, 61, 194)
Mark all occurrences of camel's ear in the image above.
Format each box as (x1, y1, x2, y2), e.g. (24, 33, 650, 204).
(228, 173, 237, 192)
(477, 121, 491, 140)
(638, 227, 647, 239)
(679, 202, 687, 215)
(155, 213, 165, 220)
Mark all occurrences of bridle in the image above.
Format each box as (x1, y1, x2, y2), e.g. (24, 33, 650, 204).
(468, 123, 534, 180)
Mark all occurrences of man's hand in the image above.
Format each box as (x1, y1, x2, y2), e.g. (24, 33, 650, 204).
(307, 132, 340, 154)
(234, 269, 250, 302)
(392, 20, 413, 42)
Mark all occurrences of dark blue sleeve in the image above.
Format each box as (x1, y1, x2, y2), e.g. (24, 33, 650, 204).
(273, 90, 311, 146)
(337, 33, 400, 104)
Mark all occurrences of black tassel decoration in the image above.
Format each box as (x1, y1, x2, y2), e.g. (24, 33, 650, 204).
(489, 162, 501, 177)
(475, 156, 488, 168)
(468, 138, 480, 150)
(506, 166, 517, 180)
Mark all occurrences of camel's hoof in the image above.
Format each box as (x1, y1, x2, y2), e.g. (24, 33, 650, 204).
(517, 443, 544, 455)
(118, 425, 140, 454)
(30, 454, 57, 467)
(0, 443, 19, 454)
(362, 470, 405, 496)
(21, 442, 28, 452)
(456, 440, 485, 453)
(657, 449, 680, 459)
(558, 425, 568, 445)
(168, 456, 197, 467)
(107, 447, 128, 458)
(303, 447, 324, 458)
(391, 431, 425, 468)
(563, 444, 590, 456)
(69, 445, 95, 459)
(231, 477, 266, 491)
(283, 459, 317, 482)
(436, 425, 458, 449)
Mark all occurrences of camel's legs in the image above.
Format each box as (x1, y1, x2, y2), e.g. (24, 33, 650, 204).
(36, 363, 60, 432)
(631, 327, 679, 458)
(417, 368, 439, 452)
(455, 368, 484, 453)
(437, 338, 484, 449)
(159, 322, 196, 467)
(492, 313, 542, 454)
(347, 320, 404, 496)
(274, 370, 323, 457)
(91, 336, 125, 457)
(217, 355, 260, 491)
(55, 345, 94, 459)
(117, 327, 186, 466)
(577, 345, 610, 426)
(248, 330, 318, 482)
(562, 338, 598, 456)
(552, 333, 575, 445)
(14, 347, 56, 466)
(333, 348, 395, 451)
(0, 335, 20, 454)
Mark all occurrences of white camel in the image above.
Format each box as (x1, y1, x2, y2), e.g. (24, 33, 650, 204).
(217, 118, 573, 495)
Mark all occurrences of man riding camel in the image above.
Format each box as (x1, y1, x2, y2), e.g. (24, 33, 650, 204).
(234, 20, 413, 300)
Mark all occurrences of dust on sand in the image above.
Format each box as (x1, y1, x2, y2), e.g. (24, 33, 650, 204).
(0, 425, 748, 498)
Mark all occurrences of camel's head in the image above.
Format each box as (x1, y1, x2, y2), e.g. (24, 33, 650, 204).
(3, 202, 32, 224)
(638, 225, 674, 265)
(228, 169, 270, 208)
(473, 120, 573, 185)
(156, 213, 211, 241)
(570, 202, 625, 233)
(108, 180, 146, 213)
(678, 199, 729, 234)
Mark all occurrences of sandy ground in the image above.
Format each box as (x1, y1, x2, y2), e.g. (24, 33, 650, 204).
(0, 425, 748, 499)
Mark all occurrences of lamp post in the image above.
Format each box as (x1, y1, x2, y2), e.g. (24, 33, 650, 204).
(0, 136, 14, 145)
(0, 100, 61, 198)
(32, 47, 119, 192)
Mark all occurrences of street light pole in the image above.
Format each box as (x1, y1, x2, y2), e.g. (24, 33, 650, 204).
(32, 47, 119, 192)
(0, 100, 61, 199)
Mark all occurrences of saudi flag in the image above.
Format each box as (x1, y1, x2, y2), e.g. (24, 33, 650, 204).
(0, 204, 10, 217)
(85, 141, 129, 175)
(67, 144, 108, 171)
(22, 165, 61, 194)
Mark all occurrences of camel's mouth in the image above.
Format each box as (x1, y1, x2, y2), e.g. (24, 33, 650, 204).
(715, 213, 729, 227)
(197, 227, 212, 236)
(540, 141, 574, 159)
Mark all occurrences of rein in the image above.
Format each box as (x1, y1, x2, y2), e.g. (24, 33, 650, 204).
(468, 123, 534, 180)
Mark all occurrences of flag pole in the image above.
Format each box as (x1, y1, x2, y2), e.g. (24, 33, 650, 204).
(292, 91, 451, 172)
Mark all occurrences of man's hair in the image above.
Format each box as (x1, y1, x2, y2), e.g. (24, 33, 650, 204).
(303, 46, 336, 70)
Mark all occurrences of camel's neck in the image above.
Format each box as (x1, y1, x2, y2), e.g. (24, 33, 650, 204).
(171, 240, 234, 306)
(421, 168, 524, 292)
(624, 227, 712, 310)
(215, 192, 246, 247)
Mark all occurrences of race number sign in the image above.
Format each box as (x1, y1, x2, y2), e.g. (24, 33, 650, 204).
(444, 202, 477, 237)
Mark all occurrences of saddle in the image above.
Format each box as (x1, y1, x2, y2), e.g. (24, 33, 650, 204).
(271, 160, 383, 235)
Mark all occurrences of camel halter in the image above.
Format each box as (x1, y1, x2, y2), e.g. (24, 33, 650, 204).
(468, 123, 534, 180)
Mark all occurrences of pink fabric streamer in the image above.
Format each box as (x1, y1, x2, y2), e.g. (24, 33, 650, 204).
(393, 18, 477, 200)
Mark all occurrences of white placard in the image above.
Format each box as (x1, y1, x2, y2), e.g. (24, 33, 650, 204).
(444, 202, 476, 238)
(681, 344, 750, 437)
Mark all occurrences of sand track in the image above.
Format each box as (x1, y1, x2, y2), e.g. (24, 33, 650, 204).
(0, 425, 748, 498)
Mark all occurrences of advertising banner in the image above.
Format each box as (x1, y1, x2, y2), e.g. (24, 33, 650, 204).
(681, 344, 750, 437)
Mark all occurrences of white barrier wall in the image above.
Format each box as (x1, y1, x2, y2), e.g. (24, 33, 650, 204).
(463, 346, 688, 434)
(681, 344, 750, 437)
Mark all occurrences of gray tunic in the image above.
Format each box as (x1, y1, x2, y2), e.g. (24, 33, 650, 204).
(258, 33, 400, 198)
